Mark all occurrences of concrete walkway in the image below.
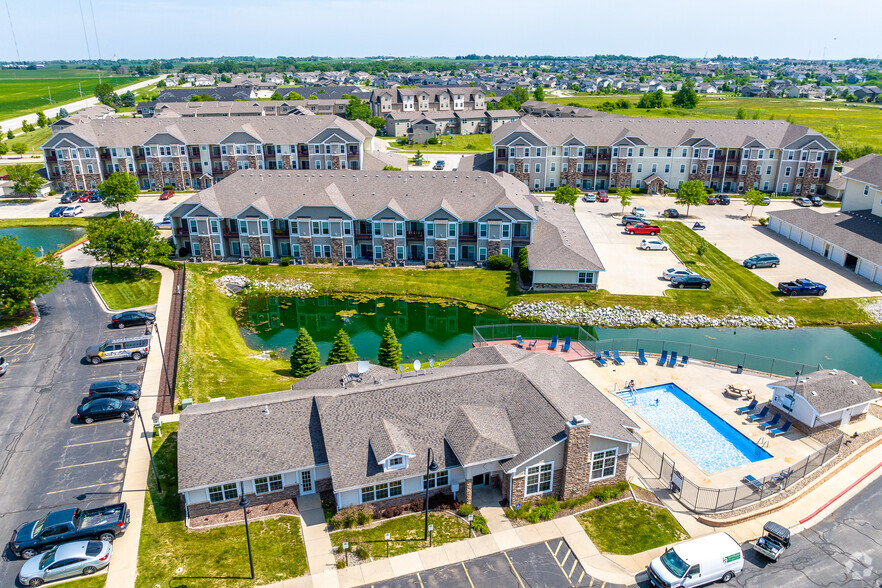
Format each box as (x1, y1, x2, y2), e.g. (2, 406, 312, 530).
(298, 493, 339, 586)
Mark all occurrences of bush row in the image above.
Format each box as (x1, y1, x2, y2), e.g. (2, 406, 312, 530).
(249, 256, 271, 265)
(517, 248, 532, 285)
(504, 480, 630, 523)
(328, 491, 464, 530)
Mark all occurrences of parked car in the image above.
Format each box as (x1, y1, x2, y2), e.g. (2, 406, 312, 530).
(640, 238, 668, 251)
(0, 356, 7, 376)
(85, 335, 150, 364)
(625, 223, 661, 235)
(671, 275, 711, 289)
(61, 205, 84, 217)
(662, 208, 680, 218)
(620, 214, 645, 226)
(88, 380, 141, 402)
(718, 194, 731, 205)
(706, 195, 718, 205)
(110, 310, 155, 329)
(88, 193, 103, 203)
(582, 193, 596, 203)
(793, 197, 812, 207)
(18, 540, 112, 586)
(663, 268, 697, 280)
(60, 193, 77, 204)
(761, 196, 771, 205)
(48, 206, 66, 218)
(432, 161, 444, 171)
(810, 196, 824, 207)
(743, 253, 780, 269)
(596, 191, 609, 202)
(76, 398, 137, 423)
(154, 216, 171, 230)
(77, 194, 91, 203)
(778, 278, 826, 296)
(159, 189, 175, 200)
(631, 206, 647, 218)
(647, 533, 743, 588)
(8, 503, 129, 559)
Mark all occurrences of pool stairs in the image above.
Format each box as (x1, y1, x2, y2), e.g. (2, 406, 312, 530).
(616, 388, 637, 406)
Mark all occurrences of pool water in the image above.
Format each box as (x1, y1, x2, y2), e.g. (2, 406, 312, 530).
(631, 383, 772, 473)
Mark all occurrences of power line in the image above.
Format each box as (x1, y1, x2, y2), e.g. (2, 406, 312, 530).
(88, 0, 102, 61)
(3, 0, 21, 62)
(78, 0, 92, 61)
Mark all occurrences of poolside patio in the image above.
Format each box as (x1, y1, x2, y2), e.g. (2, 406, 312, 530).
(571, 353, 832, 490)
(475, 338, 593, 362)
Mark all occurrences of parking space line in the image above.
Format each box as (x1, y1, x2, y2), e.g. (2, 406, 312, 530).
(0, 343, 35, 356)
(63, 437, 129, 448)
(502, 551, 526, 588)
(560, 548, 571, 568)
(56, 457, 125, 470)
(568, 558, 578, 578)
(578, 571, 585, 584)
(553, 539, 563, 557)
(45, 481, 119, 495)
(461, 563, 475, 588)
(589, 578, 594, 587)
(545, 542, 574, 581)
(415, 572, 424, 588)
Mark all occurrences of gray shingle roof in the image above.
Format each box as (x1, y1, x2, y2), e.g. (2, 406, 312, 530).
(842, 153, 882, 188)
(292, 362, 397, 390)
(446, 405, 519, 464)
(528, 202, 605, 271)
(769, 208, 882, 266)
(770, 370, 879, 415)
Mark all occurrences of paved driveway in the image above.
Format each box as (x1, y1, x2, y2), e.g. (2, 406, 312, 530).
(0, 251, 149, 586)
(574, 200, 681, 296)
(0, 193, 183, 223)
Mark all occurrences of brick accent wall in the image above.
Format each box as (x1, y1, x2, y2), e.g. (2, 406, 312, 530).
(508, 468, 565, 506)
(511, 159, 530, 184)
(331, 156, 341, 170)
(796, 162, 818, 196)
(248, 236, 263, 257)
(299, 236, 313, 262)
(360, 487, 447, 512)
(331, 238, 344, 261)
(561, 158, 582, 188)
(382, 238, 396, 262)
(561, 421, 592, 500)
(532, 282, 597, 292)
(315, 478, 333, 494)
(248, 155, 259, 171)
(196, 236, 214, 260)
(610, 158, 631, 188)
(187, 486, 299, 520)
(281, 155, 292, 170)
(688, 159, 712, 184)
(462, 479, 473, 504)
(737, 160, 761, 192)
(434, 239, 448, 263)
(488, 241, 501, 257)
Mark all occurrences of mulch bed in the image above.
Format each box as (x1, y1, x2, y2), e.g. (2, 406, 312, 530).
(187, 497, 300, 530)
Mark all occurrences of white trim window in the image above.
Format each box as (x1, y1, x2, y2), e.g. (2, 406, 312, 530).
(208, 483, 239, 503)
(525, 462, 553, 496)
(423, 470, 449, 490)
(254, 474, 283, 495)
(578, 272, 594, 284)
(361, 481, 402, 503)
(590, 449, 618, 481)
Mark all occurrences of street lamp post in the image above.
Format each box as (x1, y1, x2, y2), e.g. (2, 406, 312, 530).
(423, 448, 438, 541)
(124, 406, 162, 493)
(239, 495, 255, 580)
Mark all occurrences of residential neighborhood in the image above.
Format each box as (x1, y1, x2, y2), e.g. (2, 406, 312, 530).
(2, 3, 882, 588)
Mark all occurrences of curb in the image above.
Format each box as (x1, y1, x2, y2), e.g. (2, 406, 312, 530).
(87, 264, 162, 314)
(0, 300, 41, 338)
(799, 460, 882, 524)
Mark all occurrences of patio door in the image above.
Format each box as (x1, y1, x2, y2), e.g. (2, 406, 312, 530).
(472, 473, 490, 487)
(299, 469, 314, 495)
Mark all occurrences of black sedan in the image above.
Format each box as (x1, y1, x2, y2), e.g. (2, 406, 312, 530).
(49, 206, 67, 218)
(662, 208, 680, 218)
(718, 195, 731, 205)
(111, 311, 155, 329)
(671, 275, 711, 289)
(620, 214, 645, 226)
(76, 398, 136, 424)
(89, 380, 141, 401)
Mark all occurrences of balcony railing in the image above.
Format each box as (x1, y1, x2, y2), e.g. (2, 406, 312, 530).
(459, 233, 478, 241)
(596, 153, 611, 160)
(273, 229, 288, 236)
(355, 231, 373, 240)
(222, 228, 239, 238)
(406, 230, 424, 240)
(175, 228, 190, 237)
(512, 234, 530, 243)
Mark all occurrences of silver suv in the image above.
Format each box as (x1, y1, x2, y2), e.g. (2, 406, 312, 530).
(0, 356, 7, 376)
(86, 336, 150, 365)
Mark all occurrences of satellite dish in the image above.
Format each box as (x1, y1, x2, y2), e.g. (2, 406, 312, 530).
(357, 360, 370, 374)
(413, 359, 421, 371)
(429, 358, 435, 368)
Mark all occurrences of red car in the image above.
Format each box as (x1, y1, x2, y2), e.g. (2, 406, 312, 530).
(706, 195, 718, 205)
(625, 223, 661, 235)
(596, 191, 609, 202)
(160, 189, 174, 200)
(77, 193, 91, 202)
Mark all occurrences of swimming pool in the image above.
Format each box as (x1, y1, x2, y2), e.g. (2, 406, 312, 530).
(631, 383, 772, 473)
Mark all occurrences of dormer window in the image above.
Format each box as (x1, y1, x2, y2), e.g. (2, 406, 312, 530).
(388, 456, 404, 468)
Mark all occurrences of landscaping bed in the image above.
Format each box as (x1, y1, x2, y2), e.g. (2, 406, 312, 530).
(578, 500, 688, 555)
(504, 481, 632, 526)
(91, 266, 161, 310)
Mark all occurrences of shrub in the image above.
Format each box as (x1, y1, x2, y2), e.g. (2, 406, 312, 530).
(607, 186, 618, 194)
(471, 515, 489, 535)
(427, 137, 439, 145)
(486, 254, 513, 271)
(759, 217, 769, 226)
(426, 261, 443, 269)
(504, 507, 523, 520)
(533, 496, 560, 520)
(353, 545, 370, 560)
(466, 143, 477, 150)
(355, 508, 373, 526)
(517, 248, 532, 286)
(250, 256, 270, 265)
(150, 257, 183, 270)
(48, 190, 57, 196)
(162, 184, 174, 191)
(329, 505, 374, 530)
(279, 256, 292, 266)
(336, 559, 347, 569)
(457, 504, 475, 517)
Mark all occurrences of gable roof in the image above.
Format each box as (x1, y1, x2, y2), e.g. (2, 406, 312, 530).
(769, 208, 882, 266)
(527, 201, 604, 272)
(770, 370, 878, 415)
(842, 153, 882, 188)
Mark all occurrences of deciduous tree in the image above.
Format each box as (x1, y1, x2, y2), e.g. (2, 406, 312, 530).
(672, 78, 699, 108)
(83, 216, 131, 271)
(98, 172, 140, 215)
(618, 186, 633, 215)
(674, 180, 706, 217)
(125, 217, 173, 274)
(36, 111, 48, 128)
(0, 236, 68, 315)
(6, 163, 43, 195)
(327, 329, 357, 365)
(377, 322, 402, 369)
(533, 86, 545, 101)
(11, 143, 27, 157)
(552, 184, 579, 208)
(291, 328, 322, 378)
(743, 188, 767, 218)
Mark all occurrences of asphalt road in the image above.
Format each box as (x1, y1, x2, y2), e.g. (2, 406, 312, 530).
(0, 251, 151, 586)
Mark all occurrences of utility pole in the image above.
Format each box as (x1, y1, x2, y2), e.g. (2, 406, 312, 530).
(48, 86, 52, 103)
(79, 82, 83, 97)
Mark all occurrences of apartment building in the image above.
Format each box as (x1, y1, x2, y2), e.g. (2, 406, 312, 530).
(369, 87, 486, 116)
(166, 170, 603, 289)
(384, 109, 521, 140)
(146, 99, 352, 118)
(491, 118, 839, 196)
(41, 116, 375, 192)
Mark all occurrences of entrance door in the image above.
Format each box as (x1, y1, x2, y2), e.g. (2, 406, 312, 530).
(844, 253, 858, 270)
(299, 469, 314, 495)
(841, 407, 852, 427)
(472, 473, 490, 487)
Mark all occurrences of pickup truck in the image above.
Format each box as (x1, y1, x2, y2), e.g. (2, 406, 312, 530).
(9, 503, 129, 559)
(778, 279, 827, 296)
(625, 223, 661, 235)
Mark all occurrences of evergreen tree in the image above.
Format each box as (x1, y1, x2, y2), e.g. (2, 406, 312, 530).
(377, 322, 402, 369)
(327, 328, 357, 365)
(291, 328, 322, 378)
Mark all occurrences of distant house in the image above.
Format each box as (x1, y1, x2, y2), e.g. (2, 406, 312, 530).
(853, 86, 881, 102)
(767, 370, 878, 432)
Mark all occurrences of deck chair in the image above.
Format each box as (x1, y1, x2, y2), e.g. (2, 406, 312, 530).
(527, 340, 537, 351)
(561, 336, 571, 352)
(603, 350, 618, 365)
(668, 351, 678, 367)
(735, 399, 758, 415)
(680, 355, 689, 367)
(656, 350, 668, 366)
(516, 335, 524, 348)
(747, 406, 770, 422)
(613, 350, 625, 365)
(770, 420, 793, 437)
(759, 413, 781, 430)
(743, 475, 764, 492)
(595, 354, 608, 367)
(637, 349, 648, 365)
(548, 334, 558, 350)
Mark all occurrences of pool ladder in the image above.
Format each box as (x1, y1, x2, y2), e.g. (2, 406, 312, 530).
(756, 437, 769, 448)
(616, 389, 637, 406)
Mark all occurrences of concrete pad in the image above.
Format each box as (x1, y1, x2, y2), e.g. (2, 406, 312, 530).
(489, 528, 524, 551)
(417, 544, 452, 569)
(533, 520, 565, 542)
(389, 551, 424, 577)
(580, 553, 638, 585)
(336, 564, 366, 588)
(441, 538, 477, 564)
(358, 558, 396, 584)
(468, 533, 500, 557)
(514, 523, 546, 545)
(279, 574, 315, 588)
(562, 529, 600, 559)
(308, 569, 341, 588)
(551, 515, 584, 536)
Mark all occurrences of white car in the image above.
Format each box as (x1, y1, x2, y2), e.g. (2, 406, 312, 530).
(582, 192, 596, 202)
(62, 204, 84, 217)
(632, 206, 647, 218)
(663, 267, 697, 280)
(640, 238, 668, 251)
(154, 216, 172, 230)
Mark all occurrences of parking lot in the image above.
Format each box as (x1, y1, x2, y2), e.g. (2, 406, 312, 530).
(0, 251, 149, 586)
(0, 191, 182, 223)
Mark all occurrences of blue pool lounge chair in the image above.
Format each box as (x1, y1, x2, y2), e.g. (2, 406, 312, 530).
(770, 420, 793, 437)
(528, 340, 537, 351)
(637, 349, 648, 365)
(562, 336, 571, 352)
(548, 335, 558, 350)
(613, 350, 625, 364)
(747, 406, 770, 422)
(743, 475, 764, 491)
(759, 413, 781, 430)
(668, 351, 678, 367)
(680, 355, 689, 367)
(516, 335, 524, 348)
(657, 350, 668, 366)
(595, 354, 607, 367)
(735, 399, 758, 415)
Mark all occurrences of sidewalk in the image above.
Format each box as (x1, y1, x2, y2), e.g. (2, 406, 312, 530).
(103, 262, 176, 588)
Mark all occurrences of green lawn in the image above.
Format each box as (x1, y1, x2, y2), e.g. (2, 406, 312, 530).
(5, 125, 53, 153)
(91, 267, 161, 309)
(546, 94, 882, 153)
(578, 501, 688, 555)
(65, 575, 107, 588)
(0, 66, 140, 121)
(136, 423, 309, 588)
(330, 513, 471, 560)
(387, 134, 492, 153)
(0, 217, 88, 229)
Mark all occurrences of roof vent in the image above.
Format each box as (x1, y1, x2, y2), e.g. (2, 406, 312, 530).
(262, 404, 270, 414)
(851, 379, 858, 385)
(810, 390, 817, 396)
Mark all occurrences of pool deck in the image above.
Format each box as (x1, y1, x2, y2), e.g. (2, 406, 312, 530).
(571, 353, 828, 490)
(475, 339, 593, 362)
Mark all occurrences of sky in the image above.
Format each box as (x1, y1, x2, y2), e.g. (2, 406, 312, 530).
(3, 0, 882, 62)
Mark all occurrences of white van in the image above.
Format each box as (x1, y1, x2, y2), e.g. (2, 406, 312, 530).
(647, 533, 743, 587)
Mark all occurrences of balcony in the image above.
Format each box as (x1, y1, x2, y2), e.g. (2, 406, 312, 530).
(273, 228, 288, 237)
(355, 231, 373, 240)
(175, 228, 190, 237)
(99, 152, 111, 160)
(596, 153, 611, 160)
(459, 233, 478, 242)
(406, 230, 424, 240)
(46, 154, 57, 162)
(512, 234, 530, 243)
(222, 228, 239, 238)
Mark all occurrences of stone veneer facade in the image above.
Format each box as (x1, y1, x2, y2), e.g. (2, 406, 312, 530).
(610, 158, 631, 188)
(560, 419, 592, 500)
(533, 282, 598, 292)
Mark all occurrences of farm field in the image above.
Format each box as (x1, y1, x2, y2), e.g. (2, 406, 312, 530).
(546, 94, 882, 153)
(0, 66, 139, 121)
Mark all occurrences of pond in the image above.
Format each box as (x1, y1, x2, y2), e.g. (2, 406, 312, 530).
(239, 296, 882, 383)
(0, 225, 85, 254)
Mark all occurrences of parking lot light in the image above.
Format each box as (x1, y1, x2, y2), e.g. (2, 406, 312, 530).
(239, 495, 255, 580)
(124, 406, 162, 494)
